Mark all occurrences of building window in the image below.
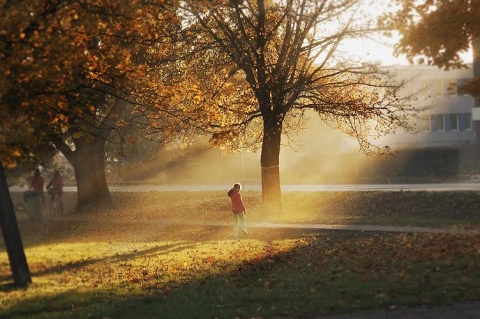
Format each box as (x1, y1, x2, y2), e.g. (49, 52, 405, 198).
(433, 80, 443, 96)
(449, 114, 459, 131)
(433, 114, 445, 131)
(410, 80, 429, 96)
(447, 79, 457, 96)
(457, 79, 471, 96)
(464, 113, 473, 130)
(417, 115, 431, 132)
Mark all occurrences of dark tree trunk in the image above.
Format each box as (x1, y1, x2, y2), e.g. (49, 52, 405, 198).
(260, 112, 283, 214)
(0, 160, 31, 286)
(68, 140, 114, 213)
(52, 99, 126, 213)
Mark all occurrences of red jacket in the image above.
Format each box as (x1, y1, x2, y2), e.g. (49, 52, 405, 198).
(228, 189, 246, 213)
(31, 176, 44, 193)
(47, 176, 64, 196)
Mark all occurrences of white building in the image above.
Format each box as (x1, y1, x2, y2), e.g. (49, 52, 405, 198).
(379, 63, 478, 150)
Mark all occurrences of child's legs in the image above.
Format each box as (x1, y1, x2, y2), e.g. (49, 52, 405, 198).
(233, 212, 240, 235)
(239, 213, 246, 230)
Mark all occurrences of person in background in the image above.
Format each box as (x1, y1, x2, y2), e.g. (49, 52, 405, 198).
(30, 169, 44, 194)
(30, 168, 45, 209)
(227, 182, 248, 236)
(46, 170, 64, 202)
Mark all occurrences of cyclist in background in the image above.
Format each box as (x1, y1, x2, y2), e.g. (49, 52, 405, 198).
(46, 170, 64, 202)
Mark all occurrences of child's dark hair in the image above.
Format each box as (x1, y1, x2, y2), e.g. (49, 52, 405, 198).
(228, 183, 241, 197)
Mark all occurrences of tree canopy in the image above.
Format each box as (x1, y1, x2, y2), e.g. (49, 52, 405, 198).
(1, 0, 421, 212)
(382, 0, 480, 97)
(0, 0, 208, 210)
(181, 0, 415, 209)
(1, 0, 184, 160)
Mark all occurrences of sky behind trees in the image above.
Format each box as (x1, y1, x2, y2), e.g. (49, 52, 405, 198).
(342, 35, 474, 66)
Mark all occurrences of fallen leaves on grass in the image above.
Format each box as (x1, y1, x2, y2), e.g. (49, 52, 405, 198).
(2, 191, 480, 318)
(1, 229, 480, 318)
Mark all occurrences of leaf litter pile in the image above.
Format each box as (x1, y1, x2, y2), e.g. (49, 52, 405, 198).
(1, 191, 480, 319)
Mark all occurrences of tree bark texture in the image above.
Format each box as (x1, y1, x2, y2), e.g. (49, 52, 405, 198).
(260, 113, 283, 213)
(52, 99, 126, 213)
(0, 160, 31, 286)
(69, 140, 114, 213)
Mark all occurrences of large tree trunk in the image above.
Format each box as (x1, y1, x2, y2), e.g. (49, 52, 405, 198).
(261, 113, 283, 214)
(0, 160, 31, 286)
(68, 139, 114, 213)
(52, 99, 126, 213)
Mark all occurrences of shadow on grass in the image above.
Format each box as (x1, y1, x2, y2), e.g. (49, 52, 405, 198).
(0, 241, 197, 289)
(0, 282, 30, 293)
(283, 191, 480, 227)
(2, 228, 480, 319)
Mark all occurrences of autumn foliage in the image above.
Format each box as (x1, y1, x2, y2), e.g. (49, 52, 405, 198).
(1, 0, 212, 210)
(382, 0, 480, 98)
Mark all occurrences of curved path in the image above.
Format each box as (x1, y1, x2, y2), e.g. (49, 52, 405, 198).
(108, 183, 480, 192)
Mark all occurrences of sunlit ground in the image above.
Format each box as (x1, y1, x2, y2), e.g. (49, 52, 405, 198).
(1, 191, 480, 318)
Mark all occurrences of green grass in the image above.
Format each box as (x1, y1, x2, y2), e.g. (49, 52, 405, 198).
(1, 191, 480, 318)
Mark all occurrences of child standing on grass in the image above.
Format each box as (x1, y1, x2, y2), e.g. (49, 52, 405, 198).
(228, 183, 248, 236)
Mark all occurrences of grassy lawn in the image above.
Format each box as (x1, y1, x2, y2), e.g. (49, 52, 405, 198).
(1, 191, 480, 318)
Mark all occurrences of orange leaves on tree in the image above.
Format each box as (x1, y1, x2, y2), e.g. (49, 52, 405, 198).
(1, 0, 207, 168)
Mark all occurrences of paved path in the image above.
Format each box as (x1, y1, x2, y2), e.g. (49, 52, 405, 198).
(119, 219, 480, 235)
(9, 182, 480, 193)
(315, 301, 480, 319)
(250, 222, 480, 235)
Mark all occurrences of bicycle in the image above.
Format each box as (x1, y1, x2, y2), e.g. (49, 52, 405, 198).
(47, 188, 64, 217)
